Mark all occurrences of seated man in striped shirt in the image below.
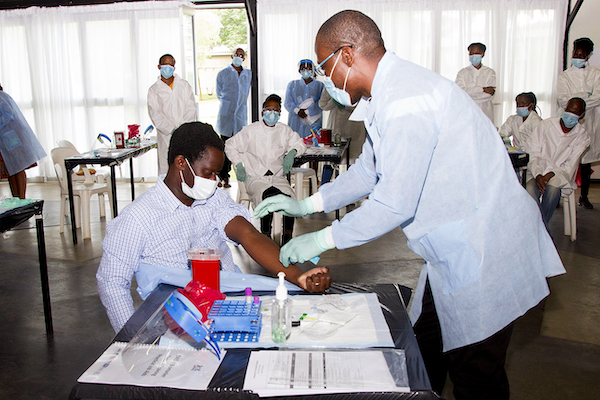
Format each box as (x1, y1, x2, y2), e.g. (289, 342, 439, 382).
(97, 122, 331, 332)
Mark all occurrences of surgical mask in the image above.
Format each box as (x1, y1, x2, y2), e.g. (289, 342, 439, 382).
(561, 112, 580, 128)
(300, 70, 312, 80)
(469, 54, 483, 67)
(232, 56, 243, 67)
(180, 159, 218, 201)
(516, 107, 530, 117)
(263, 110, 280, 127)
(160, 65, 174, 79)
(323, 52, 353, 107)
(571, 58, 586, 68)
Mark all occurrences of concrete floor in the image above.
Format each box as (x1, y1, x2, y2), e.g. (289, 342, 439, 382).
(0, 179, 599, 399)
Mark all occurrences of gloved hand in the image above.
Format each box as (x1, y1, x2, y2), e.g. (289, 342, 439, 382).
(279, 228, 334, 267)
(282, 149, 297, 174)
(235, 162, 247, 182)
(253, 194, 314, 218)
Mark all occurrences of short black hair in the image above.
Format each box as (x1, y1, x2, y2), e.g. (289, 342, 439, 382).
(159, 53, 175, 64)
(263, 94, 281, 109)
(568, 97, 587, 113)
(573, 38, 594, 55)
(316, 10, 385, 59)
(516, 92, 537, 107)
(468, 42, 486, 53)
(168, 122, 224, 165)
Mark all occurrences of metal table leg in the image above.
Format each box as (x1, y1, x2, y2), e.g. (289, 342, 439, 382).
(36, 216, 53, 337)
(130, 157, 135, 201)
(66, 165, 78, 244)
(111, 165, 119, 217)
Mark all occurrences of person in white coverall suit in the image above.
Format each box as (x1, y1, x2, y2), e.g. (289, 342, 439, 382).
(147, 54, 196, 175)
(226, 94, 306, 244)
(455, 42, 496, 125)
(254, 10, 565, 400)
(556, 37, 600, 209)
(498, 92, 542, 152)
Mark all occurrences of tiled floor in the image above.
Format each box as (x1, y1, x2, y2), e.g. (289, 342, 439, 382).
(1, 180, 599, 399)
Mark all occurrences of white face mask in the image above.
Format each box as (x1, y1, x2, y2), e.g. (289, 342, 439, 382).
(180, 159, 218, 201)
(323, 52, 354, 107)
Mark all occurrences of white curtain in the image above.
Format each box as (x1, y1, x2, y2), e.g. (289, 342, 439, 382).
(257, 0, 567, 128)
(0, 1, 188, 179)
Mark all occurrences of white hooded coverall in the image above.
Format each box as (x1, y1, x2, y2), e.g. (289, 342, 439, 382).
(225, 121, 306, 207)
(147, 74, 196, 175)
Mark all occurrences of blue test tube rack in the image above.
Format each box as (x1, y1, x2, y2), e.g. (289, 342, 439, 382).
(208, 300, 262, 343)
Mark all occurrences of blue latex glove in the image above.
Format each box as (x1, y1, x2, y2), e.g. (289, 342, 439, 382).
(282, 149, 297, 174)
(253, 194, 314, 218)
(235, 162, 247, 182)
(279, 228, 334, 267)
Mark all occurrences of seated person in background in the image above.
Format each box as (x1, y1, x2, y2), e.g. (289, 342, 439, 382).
(226, 94, 306, 245)
(455, 42, 496, 124)
(526, 97, 590, 227)
(499, 92, 542, 152)
(97, 122, 329, 332)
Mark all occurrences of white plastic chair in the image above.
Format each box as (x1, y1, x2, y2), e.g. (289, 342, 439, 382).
(562, 190, 577, 241)
(51, 147, 114, 240)
(236, 181, 284, 246)
(56, 140, 111, 183)
(291, 167, 318, 199)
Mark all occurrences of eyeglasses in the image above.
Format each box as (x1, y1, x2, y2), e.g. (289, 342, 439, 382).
(315, 45, 354, 76)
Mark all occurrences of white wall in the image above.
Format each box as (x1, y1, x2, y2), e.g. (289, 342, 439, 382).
(569, 0, 600, 178)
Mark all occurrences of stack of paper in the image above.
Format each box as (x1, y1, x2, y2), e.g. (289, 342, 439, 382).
(243, 350, 410, 397)
(77, 342, 224, 391)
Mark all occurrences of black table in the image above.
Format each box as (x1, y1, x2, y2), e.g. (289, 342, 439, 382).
(508, 150, 529, 187)
(294, 139, 351, 219)
(69, 282, 437, 400)
(0, 200, 52, 337)
(64, 140, 157, 244)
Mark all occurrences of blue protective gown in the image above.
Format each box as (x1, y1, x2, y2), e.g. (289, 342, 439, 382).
(0, 91, 46, 176)
(284, 78, 324, 138)
(215, 65, 252, 137)
(318, 52, 565, 352)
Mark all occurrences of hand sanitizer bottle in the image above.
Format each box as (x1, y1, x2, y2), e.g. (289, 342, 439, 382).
(272, 272, 292, 343)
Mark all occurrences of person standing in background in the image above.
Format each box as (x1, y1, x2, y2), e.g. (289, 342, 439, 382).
(557, 37, 600, 209)
(215, 48, 252, 188)
(285, 60, 324, 138)
(456, 42, 496, 124)
(0, 83, 47, 199)
(318, 87, 366, 164)
(147, 54, 197, 176)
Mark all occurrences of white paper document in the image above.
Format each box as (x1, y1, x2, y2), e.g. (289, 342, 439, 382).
(243, 350, 410, 397)
(77, 342, 224, 391)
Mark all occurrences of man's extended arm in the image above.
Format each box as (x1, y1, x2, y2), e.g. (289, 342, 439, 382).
(224, 216, 331, 292)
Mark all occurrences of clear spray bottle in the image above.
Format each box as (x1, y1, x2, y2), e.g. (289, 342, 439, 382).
(272, 272, 292, 343)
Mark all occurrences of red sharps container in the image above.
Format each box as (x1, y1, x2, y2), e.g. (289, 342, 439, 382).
(188, 248, 221, 291)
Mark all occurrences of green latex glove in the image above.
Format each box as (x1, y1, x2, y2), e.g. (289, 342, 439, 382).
(253, 194, 314, 218)
(235, 162, 247, 182)
(282, 149, 297, 174)
(279, 228, 334, 267)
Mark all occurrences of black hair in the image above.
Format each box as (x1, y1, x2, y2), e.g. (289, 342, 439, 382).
(573, 38, 594, 55)
(263, 94, 281, 109)
(468, 42, 486, 53)
(159, 53, 175, 64)
(316, 10, 385, 59)
(569, 97, 587, 113)
(516, 92, 537, 107)
(168, 122, 224, 165)
(0, 83, 3, 91)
